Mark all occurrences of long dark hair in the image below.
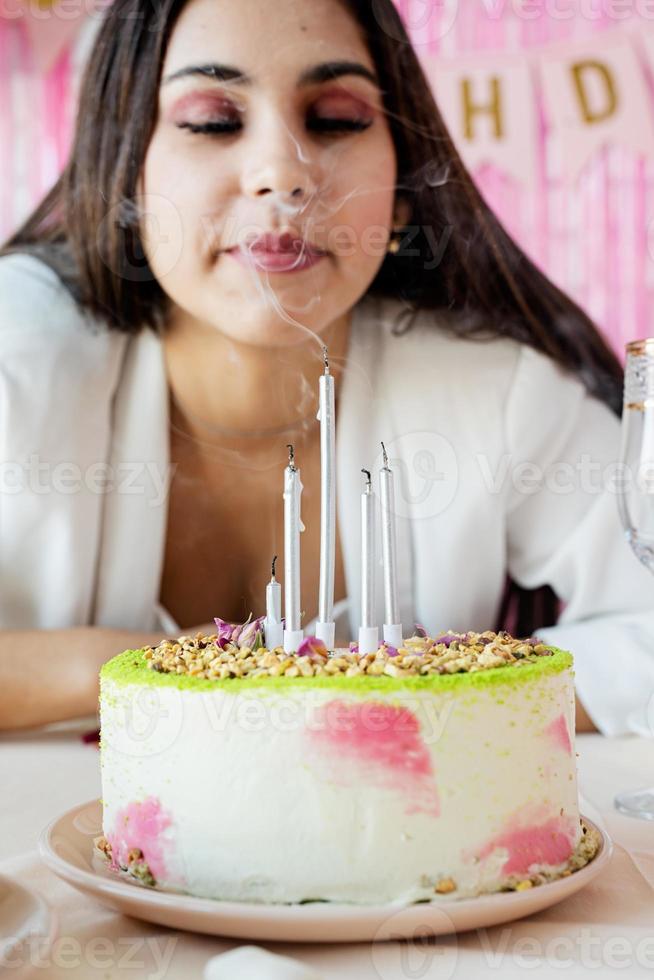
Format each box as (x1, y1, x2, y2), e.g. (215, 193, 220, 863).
(1, 0, 624, 632)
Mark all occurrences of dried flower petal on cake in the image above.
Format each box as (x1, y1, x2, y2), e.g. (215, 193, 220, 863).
(213, 614, 266, 651)
(234, 614, 266, 650)
(213, 618, 234, 650)
(434, 632, 463, 647)
(297, 636, 328, 659)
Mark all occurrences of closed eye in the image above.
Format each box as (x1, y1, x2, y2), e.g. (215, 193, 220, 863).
(177, 120, 242, 135)
(177, 117, 373, 137)
(306, 117, 373, 134)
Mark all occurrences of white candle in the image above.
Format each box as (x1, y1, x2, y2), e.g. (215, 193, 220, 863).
(283, 445, 305, 653)
(380, 442, 403, 649)
(316, 346, 336, 650)
(358, 468, 378, 655)
(264, 555, 283, 651)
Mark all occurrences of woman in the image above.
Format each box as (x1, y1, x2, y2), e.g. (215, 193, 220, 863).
(0, 0, 652, 734)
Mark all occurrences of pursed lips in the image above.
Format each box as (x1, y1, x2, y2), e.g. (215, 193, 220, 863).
(231, 231, 325, 253)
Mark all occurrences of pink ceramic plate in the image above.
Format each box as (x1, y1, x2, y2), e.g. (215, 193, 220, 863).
(38, 800, 612, 943)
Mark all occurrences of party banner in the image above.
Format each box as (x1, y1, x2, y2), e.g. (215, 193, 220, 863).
(539, 31, 654, 183)
(424, 52, 538, 188)
(420, 25, 654, 187)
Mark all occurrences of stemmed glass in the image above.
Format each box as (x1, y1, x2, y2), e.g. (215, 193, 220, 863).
(615, 338, 654, 820)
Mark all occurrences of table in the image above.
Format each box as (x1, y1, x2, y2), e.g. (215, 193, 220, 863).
(1, 719, 653, 979)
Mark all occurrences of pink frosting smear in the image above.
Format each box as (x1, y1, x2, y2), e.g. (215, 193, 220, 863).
(307, 699, 440, 817)
(106, 796, 173, 881)
(476, 810, 576, 876)
(544, 712, 573, 755)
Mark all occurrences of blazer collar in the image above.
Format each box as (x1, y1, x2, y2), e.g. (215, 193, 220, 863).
(92, 328, 170, 630)
(93, 296, 415, 639)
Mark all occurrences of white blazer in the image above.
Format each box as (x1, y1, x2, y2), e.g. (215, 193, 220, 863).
(1, 253, 653, 736)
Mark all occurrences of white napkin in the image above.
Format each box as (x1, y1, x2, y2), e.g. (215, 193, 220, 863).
(204, 945, 324, 980)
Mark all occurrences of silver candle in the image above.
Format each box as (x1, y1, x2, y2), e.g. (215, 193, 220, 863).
(379, 441, 402, 646)
(316, 346, 336, 649)
(283, 445, 304, 652)
(358, 468, 378, 655)
(264, 555, 283, 651)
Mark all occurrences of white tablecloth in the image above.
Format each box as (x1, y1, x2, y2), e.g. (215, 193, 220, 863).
(1, 719, 653, 979)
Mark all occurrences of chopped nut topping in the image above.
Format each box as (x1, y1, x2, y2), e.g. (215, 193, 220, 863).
(143, 630, 554, 681)
(435, 877, 457, 894)
(94, 835, 156, 887)
(94, 835, 112, 859)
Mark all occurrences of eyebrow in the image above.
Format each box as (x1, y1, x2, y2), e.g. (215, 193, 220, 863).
(162, 59, 380, 89)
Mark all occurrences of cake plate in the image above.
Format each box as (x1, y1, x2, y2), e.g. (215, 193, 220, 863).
(39, 800, 612, 944)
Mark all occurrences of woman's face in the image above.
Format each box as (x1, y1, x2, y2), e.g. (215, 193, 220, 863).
(140, 0, 399, 347)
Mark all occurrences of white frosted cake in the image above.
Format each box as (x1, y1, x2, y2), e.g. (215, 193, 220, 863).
(97, 628, 599, 904)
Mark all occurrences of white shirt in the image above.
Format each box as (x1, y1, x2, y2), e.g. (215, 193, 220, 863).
(1, 252, 653, 736)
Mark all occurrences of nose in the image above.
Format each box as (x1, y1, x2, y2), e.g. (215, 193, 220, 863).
(242, 166, 316, 203)
(241, 132, 317, 203)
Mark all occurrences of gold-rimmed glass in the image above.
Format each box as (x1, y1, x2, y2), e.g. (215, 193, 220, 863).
(615, 338, 654, 820)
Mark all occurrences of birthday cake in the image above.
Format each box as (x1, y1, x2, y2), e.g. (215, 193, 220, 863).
(96, 627, 600, 904)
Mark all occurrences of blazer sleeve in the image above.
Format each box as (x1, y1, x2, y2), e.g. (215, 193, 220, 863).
(503, 344, 654, 735)
(0, 253, 125, 628)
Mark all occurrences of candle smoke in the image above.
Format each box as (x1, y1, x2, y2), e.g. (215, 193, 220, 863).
(134, 101, 454, 622)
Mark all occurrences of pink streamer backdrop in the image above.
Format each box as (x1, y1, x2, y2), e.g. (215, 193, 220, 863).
(0, 14, 98, 241)
(1, 1, 653, 352)
(394, 0, 654, 353)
